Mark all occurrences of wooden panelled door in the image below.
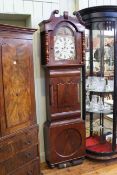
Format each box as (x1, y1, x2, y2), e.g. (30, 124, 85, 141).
(0, 38, 36, 135)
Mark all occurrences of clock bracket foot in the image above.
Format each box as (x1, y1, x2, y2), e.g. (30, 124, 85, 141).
(46, 157, 85, 169)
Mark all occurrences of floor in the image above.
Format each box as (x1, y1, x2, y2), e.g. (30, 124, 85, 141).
(41, 159, 117, 175)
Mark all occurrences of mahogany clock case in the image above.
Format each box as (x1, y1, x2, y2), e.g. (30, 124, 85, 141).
(40, 11, 86, 168)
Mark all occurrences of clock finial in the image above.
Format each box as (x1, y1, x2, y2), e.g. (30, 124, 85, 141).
(63, 11, 68, 19)
(73, 11, 85, 25)
(50, 10, 59, 19)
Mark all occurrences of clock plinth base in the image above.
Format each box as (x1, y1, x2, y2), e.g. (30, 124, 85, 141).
(46, 157, 85, 169)
(71, 157, 85, 166)
(44, 119, 85, 168)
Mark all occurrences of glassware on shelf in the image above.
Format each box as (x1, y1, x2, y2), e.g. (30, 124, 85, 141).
(86, 76, 92, 90)
(86, 76, 114, 92)
(97, 77, 106, 91)
(98, 96, 104, 111)
(91, 76, 99, 90)
(86, 76, 107, 92)
(86, 93, 113, 113)
(106, 79, 114, 91)
(86, 78, 90, 90)
(86, 91, 90, 110)
(86, 76, 98, 90)
(104, 103, 112, 110)
(90, 95, 98, 111)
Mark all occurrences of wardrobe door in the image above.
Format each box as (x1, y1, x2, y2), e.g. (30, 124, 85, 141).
(1, 38, 36, 135)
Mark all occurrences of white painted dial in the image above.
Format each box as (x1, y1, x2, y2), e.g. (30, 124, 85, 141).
(54, 36, 75, 60)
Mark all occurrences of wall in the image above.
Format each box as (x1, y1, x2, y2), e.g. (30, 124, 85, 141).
(0, 0, 78, 27)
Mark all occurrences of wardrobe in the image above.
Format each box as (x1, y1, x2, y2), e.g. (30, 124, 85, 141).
(0, 24, 40, 175)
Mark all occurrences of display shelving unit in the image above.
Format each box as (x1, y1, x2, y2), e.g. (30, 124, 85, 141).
(79, 6, 117, 160)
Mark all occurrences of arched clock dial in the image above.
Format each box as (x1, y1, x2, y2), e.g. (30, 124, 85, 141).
(54, 26, 76, 61)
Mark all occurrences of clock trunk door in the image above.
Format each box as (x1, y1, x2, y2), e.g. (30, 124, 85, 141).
(47, 69, 81, 121)
(0, 38, 36, 135)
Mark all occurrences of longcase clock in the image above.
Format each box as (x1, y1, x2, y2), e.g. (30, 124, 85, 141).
(39, 10, 86, 168)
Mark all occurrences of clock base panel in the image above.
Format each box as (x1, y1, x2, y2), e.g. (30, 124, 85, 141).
(44, 119, 86, 167)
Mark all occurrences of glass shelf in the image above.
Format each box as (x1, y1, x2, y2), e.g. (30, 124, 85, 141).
(86, 89, 113, 93)
(86, 108, 113, 114)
